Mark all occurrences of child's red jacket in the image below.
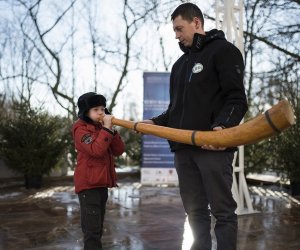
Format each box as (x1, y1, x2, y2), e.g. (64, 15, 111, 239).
(72, 119, 125, 193)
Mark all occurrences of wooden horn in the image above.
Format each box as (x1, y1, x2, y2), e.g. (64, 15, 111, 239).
(112, 99, 295, 148)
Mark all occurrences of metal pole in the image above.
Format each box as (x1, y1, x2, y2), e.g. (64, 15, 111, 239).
(215, 0, 254, 214)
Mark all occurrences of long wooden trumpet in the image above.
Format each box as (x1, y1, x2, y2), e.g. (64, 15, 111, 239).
(112, 99, 295, 148)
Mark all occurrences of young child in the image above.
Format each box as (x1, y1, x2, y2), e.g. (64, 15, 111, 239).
(72, 92, 125, 249)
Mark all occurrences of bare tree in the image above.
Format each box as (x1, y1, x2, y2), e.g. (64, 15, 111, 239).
(104, 0, 159, 111)
(2, 0, 297, 118)
(82, 0, 102, 93)
(21, 0, 78, 116)
(242, 0, 300, 186)
(1, 0, 165, 120)
(244, 0, 299, 110)
(1, 0, 78, 117)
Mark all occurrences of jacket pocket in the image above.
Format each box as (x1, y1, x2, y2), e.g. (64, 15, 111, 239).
(85, 206, 100, 232)
(87, 159, 108, 186)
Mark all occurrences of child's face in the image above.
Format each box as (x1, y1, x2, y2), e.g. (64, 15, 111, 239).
(87, 106, 106, 123)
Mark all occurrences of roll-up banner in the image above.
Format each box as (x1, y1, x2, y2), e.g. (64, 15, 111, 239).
(142, 72, 178, 185)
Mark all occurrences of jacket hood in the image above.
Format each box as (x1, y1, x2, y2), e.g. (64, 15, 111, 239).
(179, 29, 226, 53)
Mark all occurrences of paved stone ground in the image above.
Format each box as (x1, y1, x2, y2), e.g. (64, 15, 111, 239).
(0, 177, 300, 250)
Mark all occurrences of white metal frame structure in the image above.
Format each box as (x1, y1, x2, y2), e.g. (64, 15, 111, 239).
(215, 0, 254, 214)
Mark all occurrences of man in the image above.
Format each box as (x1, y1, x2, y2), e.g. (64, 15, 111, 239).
(143, 3, 248, 250)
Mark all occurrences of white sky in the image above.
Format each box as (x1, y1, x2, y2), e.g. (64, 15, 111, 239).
(0, 0, 235, 120)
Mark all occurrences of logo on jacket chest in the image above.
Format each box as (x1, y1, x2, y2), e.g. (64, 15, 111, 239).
(192, 63, 203, 73)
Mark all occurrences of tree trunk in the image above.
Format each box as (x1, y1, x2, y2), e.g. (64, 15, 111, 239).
(290, 180, 300, 196)
(25, 174, 43, 189)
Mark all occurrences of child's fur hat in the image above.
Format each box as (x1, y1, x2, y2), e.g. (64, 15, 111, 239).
(77, 92, 110, 122)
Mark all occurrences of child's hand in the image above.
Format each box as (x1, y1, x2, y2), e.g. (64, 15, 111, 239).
(103, 115, 114, 130)
(98, 113, 105, 123)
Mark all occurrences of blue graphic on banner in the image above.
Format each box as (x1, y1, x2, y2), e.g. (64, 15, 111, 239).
(142, 72, 174, 168)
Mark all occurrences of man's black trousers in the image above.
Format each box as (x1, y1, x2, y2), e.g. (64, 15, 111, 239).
(175, 149, 237, 250)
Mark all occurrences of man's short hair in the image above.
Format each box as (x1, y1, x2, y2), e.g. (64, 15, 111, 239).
(171, 3, 204, 27)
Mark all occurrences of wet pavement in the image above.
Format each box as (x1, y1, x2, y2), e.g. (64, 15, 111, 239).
(0, 176, 300, 250)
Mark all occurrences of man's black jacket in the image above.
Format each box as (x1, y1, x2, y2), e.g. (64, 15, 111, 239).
(151, 29, 248, 152)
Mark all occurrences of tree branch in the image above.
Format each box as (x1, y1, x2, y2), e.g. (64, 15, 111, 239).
(244, 31, 300, 61)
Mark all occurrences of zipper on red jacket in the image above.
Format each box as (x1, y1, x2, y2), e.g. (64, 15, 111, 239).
(108, 149, 115, 187)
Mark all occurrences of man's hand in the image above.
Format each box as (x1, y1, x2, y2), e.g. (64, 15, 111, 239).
(142, 120, 154, 125)
(134, 119, 154, 134)
(201, 126, 226, 151)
